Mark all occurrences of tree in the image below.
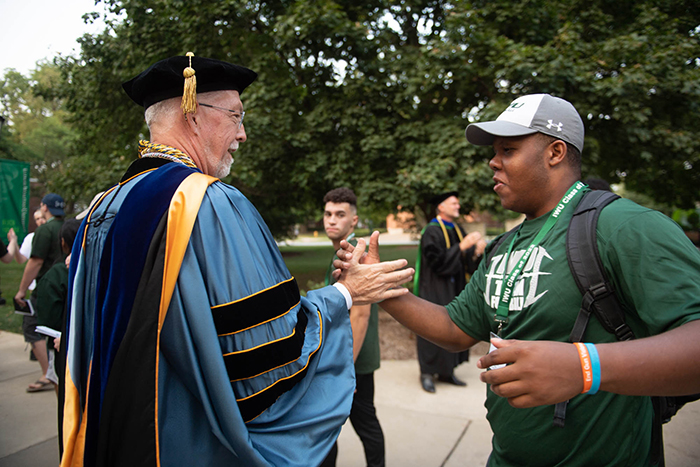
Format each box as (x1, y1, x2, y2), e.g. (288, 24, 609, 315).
(460, 0, 700, 208)
(0, 64, 79, 211)
(52, 0, 700, 237)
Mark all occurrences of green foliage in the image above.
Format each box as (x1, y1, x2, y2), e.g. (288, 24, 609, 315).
(447, 0, 700, 209)
(4, 0, 698, 236)
(613, 182, 675, 216)
(0, 64, 82, 210)
(673, 208, 700, 230)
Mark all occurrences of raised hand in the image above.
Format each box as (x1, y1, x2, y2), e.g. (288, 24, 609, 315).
(475, 238, 488, 257)
(459, 231, 483, 251)
(363, 231, 381, 264)
(6, 228, 19, 258)
(7, 228, 17, 244)
(332, 231, 381, 281)
(336, 234, 413, 306)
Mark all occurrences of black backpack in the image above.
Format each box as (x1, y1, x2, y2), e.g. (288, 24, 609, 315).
(488, 189, 700, 466)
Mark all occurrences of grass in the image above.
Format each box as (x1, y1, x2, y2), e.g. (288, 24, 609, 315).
(0, 262, 28, 334)
(0, 244, 419, 333)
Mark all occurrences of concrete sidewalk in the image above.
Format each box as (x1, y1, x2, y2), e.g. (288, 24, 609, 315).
(1, 330, 698, 466)
(0, 331, 60, 467)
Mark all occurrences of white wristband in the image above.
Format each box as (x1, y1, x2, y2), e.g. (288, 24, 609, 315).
(332, 283, 353, 310)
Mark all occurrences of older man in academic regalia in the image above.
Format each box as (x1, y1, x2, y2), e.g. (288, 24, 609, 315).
(61, 53, 412, 467)
(414, 192, 486, 393)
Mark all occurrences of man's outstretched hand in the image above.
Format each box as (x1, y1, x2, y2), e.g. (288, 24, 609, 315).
(335, 232, 413, 306)
(332, 231, 381, 283)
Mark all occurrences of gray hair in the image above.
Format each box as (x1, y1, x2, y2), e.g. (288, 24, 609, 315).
(144, 98, 182, 134)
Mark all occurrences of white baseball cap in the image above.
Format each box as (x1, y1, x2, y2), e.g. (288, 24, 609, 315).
(465, 94, 585, 153)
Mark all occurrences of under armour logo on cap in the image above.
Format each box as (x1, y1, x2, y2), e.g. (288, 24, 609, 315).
(547, 120, 563, 132)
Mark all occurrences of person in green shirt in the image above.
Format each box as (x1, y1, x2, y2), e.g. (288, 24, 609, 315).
(16, 193, 65, 393)
(35, 218, 80, 455)
(36, 218, 80, 347)
(320, 187, 384, 467)
(334, 94, 700, 466)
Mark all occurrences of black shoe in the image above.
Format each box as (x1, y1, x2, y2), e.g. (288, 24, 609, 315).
(437, 374, 467, 387)
(420, 374, 436, 393)
(0, 296, 6, 306)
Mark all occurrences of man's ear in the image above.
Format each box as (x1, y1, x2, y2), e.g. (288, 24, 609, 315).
(186, 112, 200, 135)
(352, 215, 359, 229)
(548, 140, 568, 168)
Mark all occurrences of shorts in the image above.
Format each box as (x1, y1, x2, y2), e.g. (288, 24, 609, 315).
(22, 314, 43, 343)
(46, 349, 58, 384)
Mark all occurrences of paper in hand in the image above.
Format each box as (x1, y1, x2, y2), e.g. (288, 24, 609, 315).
(35, 326, 61, 339)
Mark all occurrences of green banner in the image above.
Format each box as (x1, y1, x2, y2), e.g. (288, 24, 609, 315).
(0, 159, 31, 244)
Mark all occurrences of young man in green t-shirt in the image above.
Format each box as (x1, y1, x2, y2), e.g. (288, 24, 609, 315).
(335, 94, 700, 466)
(16, 193, 65, 392)
(321, 187, 384, 467)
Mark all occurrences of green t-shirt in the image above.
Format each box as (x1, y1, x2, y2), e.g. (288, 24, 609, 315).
(325, 237, 381, 375)
(447, 194, 700, 466)
(31, 216, 65, 281)
(35, 261, 68, 351)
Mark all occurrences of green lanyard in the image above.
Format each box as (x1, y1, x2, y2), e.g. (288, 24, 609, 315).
(494, 181, 586, 335)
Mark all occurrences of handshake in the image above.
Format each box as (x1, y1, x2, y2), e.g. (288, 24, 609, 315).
(333, 231, 414, 306)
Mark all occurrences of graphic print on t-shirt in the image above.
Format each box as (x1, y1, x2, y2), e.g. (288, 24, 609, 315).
(483, 246, 552, 311)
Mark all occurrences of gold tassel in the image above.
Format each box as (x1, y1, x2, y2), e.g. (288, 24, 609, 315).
(181, 52, 197, 115)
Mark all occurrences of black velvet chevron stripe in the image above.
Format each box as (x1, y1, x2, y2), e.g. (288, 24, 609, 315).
(236, 310, 318, 423)
(212, 278, 300, 335)
(238, 360, 312, 423)
(223, 308, 308, 381)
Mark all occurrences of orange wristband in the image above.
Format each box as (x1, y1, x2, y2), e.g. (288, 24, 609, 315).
(574, 342, 593, 393)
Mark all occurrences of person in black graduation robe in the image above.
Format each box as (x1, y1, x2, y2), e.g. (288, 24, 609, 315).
(414, 192, 486, 393)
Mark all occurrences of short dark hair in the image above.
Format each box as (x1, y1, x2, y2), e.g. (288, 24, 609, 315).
(59, 219, 82, 254)
(323, 187, 357, 207)
(583, 177, 611, 191)
(538, 133, 581, 175)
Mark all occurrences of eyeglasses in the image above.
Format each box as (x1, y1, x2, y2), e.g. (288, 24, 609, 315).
(198, 103, 246, 128)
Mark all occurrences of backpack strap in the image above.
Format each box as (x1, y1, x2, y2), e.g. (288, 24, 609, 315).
(561, 190, 673, 466)
(565, 190, 633, 343)
(554, 190, 632, 428)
